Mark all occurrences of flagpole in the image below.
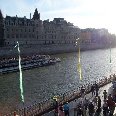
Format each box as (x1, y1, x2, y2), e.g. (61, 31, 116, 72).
(17, 41, 26, 115)
(109, 40, 112, 73)
(76, 38, 82, 80)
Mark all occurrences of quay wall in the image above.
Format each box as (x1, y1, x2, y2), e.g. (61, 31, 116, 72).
(5, 74, 115, 116)
(0, 43, 107, 57)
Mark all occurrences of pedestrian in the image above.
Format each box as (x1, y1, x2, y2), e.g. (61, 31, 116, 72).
(53, 99, 58, 116)
(88, 101, 94, 116)
(81, 86, 85, 98)
(83, 97, 88, 111)
(63, 102, 69, 116)
(94, 82, 99, 96)
(93, 96, 97, 106)
(96, 96, 101, 115)
(76, 105, 84, 116)
(91, 84, 95, 96)
(107, 94, 115, 116)
(59, 104, 64, 116)
(103, 90, 107, 100)
(82, 98, 88, 116)
(103, 100, 108, 116)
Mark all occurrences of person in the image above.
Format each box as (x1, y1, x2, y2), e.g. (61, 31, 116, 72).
(59, 104, 64, 116)
(81, 86, 85, 98)
(88, 101, 94, 116)
(96, 96, 101, 115)
(107, 94, 115, 116)
(82, 97, 88, 116)
(91, 84, 95, 96)
(93, 96, 97, 106)
(103, 90, 107, 100)
(53, 99, 58, 116)
(103, 100, 108, 116)
(76, 105, 84, 116)
(94, 82, 99, 96)
(63, 102, 69, 116)
(73, 100, 78, 116)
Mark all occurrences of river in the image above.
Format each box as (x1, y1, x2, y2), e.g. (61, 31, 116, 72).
(0, 48, 116, 114)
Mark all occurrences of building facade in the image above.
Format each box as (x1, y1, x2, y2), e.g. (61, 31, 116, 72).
(4, 9, 80, 48)
(4, 8, 43, 46)
(2, 8, 115, 56)
(43, 18, 80, 46)
(0, 10, 5, 47)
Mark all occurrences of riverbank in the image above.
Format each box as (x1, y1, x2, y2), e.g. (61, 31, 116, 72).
(0, 43, 114, 58)
(5, 75, 115, 116)
(43, 82, 113, 116)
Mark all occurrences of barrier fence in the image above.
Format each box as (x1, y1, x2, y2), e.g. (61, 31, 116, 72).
(4, 74, 116, 116)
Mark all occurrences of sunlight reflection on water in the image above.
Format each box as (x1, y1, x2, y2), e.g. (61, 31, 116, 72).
(0, 48, 116, 114)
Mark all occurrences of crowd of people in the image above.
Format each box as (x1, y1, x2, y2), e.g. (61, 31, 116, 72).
(53, 80, 116, 116)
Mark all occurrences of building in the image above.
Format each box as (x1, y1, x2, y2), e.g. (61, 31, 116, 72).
(0, 10, 5, 47)
(2, 8, 81, 55)
(43, 18, 80, 46)
(4, 8, 43, 46)
(1, 8, 114, 56)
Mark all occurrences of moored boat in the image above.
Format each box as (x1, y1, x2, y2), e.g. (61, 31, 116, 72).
(0, 55, 61, 74)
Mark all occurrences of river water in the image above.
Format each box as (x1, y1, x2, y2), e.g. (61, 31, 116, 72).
(0, 48, 116, 114)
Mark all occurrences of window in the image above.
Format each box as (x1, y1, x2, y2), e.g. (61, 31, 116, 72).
(24, 35, 27, 38)
(20, 34, 22, 38)
(7, 34, 9, 38)
(16, 34, 19, 38)
(12, 34, 14, 38)
(33, 29, 34, 32)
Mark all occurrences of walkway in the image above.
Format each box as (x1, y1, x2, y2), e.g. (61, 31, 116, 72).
(43, 82, 116, 116)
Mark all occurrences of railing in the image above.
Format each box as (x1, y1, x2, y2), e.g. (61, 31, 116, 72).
(4, 74, 115, 116)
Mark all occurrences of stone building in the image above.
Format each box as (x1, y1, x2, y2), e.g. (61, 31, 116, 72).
(4, 8, 43, 46)
(0, 10, 5, 47)
(43, 18, 80, 46)
(4, 8, 80, 50)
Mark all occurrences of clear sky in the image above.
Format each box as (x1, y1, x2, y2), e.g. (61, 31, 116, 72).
(0, 0, 116, 34)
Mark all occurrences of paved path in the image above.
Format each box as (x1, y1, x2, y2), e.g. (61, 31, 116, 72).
(43, 82, 116, 116)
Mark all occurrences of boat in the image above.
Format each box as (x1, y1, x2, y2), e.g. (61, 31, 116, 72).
(0, 55, 61, 74)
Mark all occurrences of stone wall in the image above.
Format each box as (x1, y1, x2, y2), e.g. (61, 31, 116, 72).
(0, 43, 108, 58)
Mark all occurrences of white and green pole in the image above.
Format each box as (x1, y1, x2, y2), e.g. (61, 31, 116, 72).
(17, 41, 26, 115)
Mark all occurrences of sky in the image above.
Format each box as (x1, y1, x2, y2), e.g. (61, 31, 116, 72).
(0, 0, 116, 34)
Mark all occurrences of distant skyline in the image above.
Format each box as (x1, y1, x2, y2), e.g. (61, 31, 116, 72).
(0, 0, 116, 34)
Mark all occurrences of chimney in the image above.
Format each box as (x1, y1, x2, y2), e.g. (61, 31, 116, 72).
(30, 13, 31, 19)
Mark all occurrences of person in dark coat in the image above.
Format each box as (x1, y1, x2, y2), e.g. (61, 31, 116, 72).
(88, 101, 94, 116)
(76, 105, 84, 116)
(94, 82, 99, 96)
(96, 96, 101, 115)
(63, 102, 69, 116)
(91, 84, 95, 96)
(103, 90, 107, 100)
(103, 100, 109, 116)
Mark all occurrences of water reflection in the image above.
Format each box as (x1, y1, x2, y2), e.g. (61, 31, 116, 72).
(0, 48, 116, 114)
